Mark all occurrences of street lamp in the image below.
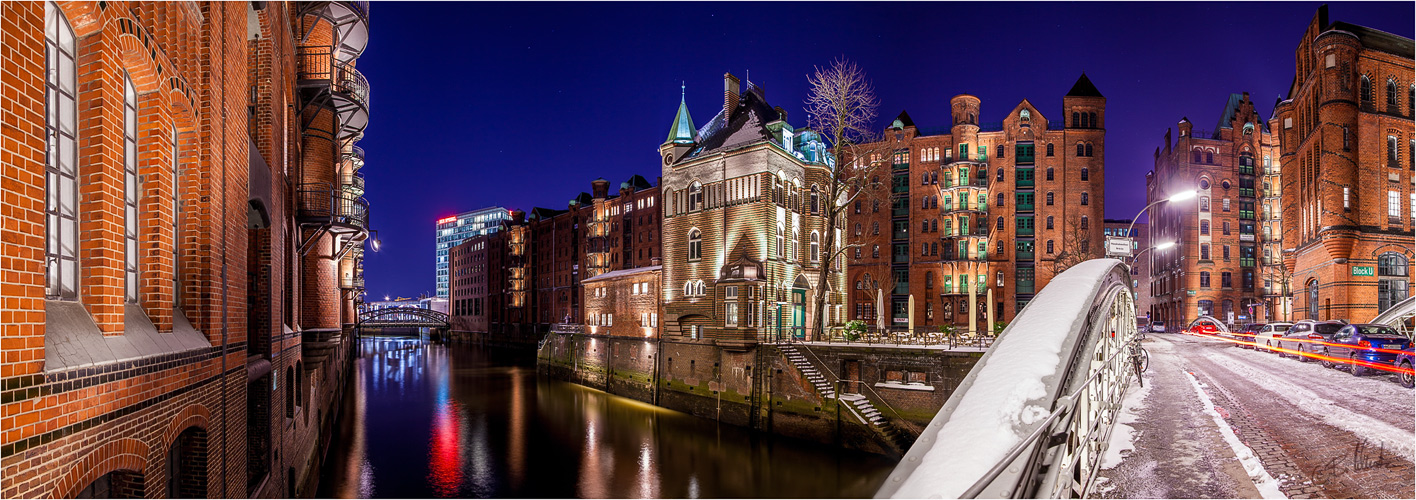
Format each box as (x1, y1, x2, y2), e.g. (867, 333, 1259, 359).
(1127, 190, 1197, 239)
(1133, 240, 1175, 263)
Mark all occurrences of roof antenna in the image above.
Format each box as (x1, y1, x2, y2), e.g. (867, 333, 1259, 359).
(681, 81, 685, 101)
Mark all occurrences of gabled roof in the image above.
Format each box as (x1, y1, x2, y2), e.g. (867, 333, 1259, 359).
(682, 82, 783, 161)
(1066, 73, 1104, 98)
(664, 90, 697, 145)
(893, 110, 916, 128)
(1215, 93, 1245, 133)
(624, 174, 654, 190)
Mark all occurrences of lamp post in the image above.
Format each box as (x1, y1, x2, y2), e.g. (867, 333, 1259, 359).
(1128, 189, 1197, 240)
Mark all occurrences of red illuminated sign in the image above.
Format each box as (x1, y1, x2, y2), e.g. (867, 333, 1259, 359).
(436, 216, 457, 225)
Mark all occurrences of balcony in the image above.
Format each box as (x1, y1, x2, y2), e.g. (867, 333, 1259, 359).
(297, 47, 369, 141)
(345, 146, 365, 171)
(327, 1, 370, 62)
(298, 183, 369, 254)
(342, 172, 365, 195)
(341, 271, 364, 290)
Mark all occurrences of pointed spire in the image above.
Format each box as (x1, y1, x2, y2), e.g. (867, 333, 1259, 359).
(665, 84, 697, 145)
(1066, 72, 1104, 97)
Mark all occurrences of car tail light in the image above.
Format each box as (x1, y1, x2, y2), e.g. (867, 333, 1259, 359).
(1308, 333, 1323, 340)
(1359, 340, 1371, 348)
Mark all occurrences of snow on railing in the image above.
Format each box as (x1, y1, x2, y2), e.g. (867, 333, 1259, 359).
(876, 258, 1138, 499)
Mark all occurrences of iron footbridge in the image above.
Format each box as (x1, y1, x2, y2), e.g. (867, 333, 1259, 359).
(876, 258, 1142, 499)
(356, 307, 450, 330)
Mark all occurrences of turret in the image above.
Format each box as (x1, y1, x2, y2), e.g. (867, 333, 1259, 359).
(660, 82, 697, 168)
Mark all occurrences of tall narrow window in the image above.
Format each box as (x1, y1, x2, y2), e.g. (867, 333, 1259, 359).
(172, 126, 181, 308)
(1387, 80, 1398, 110)
(1077, 143, 1085, 157)
(1046, 192, 1054, 206)
(1046, 143, 1054, 156)
(1360, 76, 1373, 106)
(688, 181, 702, 211)
(1080, 192, 1089, 205)
(810, 231, 820, 263)
(809, 185, 819, 214)
(123, 74, 139, 302)
(1388, 136, 1399, 167)
(45, 2, 78, 300)
(1344, 186, 1351, 211)
(776, 224, 784, 258)
(1080, 167, 1089, 181)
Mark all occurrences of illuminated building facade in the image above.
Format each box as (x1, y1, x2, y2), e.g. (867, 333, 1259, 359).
(1274, 6, 1413, 323)
(659, 73, 846, 346)
(1147, 92, 1278, 329)
(435, 206, 509, 297)
(847, 75, 1107, 332)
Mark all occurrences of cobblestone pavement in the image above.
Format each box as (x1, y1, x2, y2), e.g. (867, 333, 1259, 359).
(1100, 333, 1415, 499)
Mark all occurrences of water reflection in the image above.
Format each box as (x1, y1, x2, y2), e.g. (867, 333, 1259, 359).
(320, 337, 896, 498)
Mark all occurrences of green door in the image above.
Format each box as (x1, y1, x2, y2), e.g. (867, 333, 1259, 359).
(792, 289, 806, 339)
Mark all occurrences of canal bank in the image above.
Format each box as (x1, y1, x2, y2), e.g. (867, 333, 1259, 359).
(318, 337, 897, 498)
(534, 326, 985, 456)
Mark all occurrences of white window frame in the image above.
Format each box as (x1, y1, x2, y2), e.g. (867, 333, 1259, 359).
(45, 2, 79, 300)
(1389, 190, 1401, 219)
(123, 74, 139, 302)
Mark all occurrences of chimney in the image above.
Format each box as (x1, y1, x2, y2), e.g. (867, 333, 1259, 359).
(510, 209, 525, 224)
(724, 72, 740, 119)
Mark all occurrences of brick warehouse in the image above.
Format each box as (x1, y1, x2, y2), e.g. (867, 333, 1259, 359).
(847, 76, 1107, 333)
(0, 2, 372, 498)
(1273, 6, 1413, 324)
(1146, 92, 1281, 331)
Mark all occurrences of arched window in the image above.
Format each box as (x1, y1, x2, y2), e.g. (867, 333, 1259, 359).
(931, 242, 938, 256)
(1388, 135, 1399, 167)
(688, 229, 702, 260)
(1072, 111, 1080, 127)
(1360, 75, 1373, 105)
(853, 223, 861, 236)
(943, 219, 952, 235)
(1085, 143, 1094, 157)
(809, 185, 819, 213)
(1378, 252, 1410, 311)
(776, 224, 785, 258)
(1200, 196, 1210, 211)
(1046, 240, 1054, 254)
(931, 171, 938, 184)
(996, 216, 1004, 230)
(1077, 143, 1085, 157)
(1200, 220, 1209, 235)
(792, 229, 800, 261)
(931, 219, 938, 232)
(1387, 79, 1398, 110)
(854, 199, 861, 214)
(1046, 216, 1054, 230)
(1308, 279, 1320, 319)
(1046, 192, 1054, 205)
(1192, 149, 1202, 163)
(688, 181, 702, 211)
(921, 242, 929, 256)
(1080, 192, 1089, 205)
(1081, 167, 1089, 181)
(864, 274, 873, 290)
(1046, 143, 1054, 156)
(810, 231, 820, 262)
(684, 281, 694, 296)
(1046, 167, 1054, 181)
(45, 1, 78, 300)
(871, 221, 879, 235)
(1089, 112, 1098, 128)
(996, 168, 1004, 182)
(922, 220, 930, 233)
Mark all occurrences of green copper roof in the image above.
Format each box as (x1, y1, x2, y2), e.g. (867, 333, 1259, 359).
(665, 84, 696, 145)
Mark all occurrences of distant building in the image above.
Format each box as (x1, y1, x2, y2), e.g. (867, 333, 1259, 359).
(435, 206, 509, 297)
(847, 75, 1107, 332)
(582, 266, 663, 339)
(1103, 220, 1151, 320)
(1273, 6, 1413, 323)
(1147, 92, 1278, 329)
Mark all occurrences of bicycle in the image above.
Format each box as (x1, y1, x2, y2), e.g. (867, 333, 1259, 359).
(1130, 335, 1150, 386)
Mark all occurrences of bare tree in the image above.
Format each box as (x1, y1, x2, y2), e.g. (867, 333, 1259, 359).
(803, 58, 898, 340)
(1051, 214, 1098, 275)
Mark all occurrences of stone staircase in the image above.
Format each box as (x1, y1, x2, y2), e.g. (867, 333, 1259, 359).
(840, 393, 909, 453)
(779, 344, 835, 399)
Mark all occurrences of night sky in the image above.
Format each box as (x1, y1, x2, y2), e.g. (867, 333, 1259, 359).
(354, 1, 1414, 300)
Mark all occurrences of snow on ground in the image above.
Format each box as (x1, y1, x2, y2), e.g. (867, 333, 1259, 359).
(1203, 351, 1416, 460)
(888, 259, 1120, 498)
(1101, 367, 1153, 469)
(1184, 371, 1288, 499)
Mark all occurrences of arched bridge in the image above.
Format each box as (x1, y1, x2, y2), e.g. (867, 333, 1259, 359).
(877, 258, 1141, 499)
(356, 307, 450, 329)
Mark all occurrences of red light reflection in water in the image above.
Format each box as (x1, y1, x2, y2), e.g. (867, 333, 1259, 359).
(428, 399, 463, 496)
(1179, 331, 1415, 376)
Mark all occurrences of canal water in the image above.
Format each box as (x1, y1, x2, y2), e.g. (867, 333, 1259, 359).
(318, 337, 898, 498)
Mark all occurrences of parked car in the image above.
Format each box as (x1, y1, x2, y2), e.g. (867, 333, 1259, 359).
(1275, 320, 1347, 362)
(1321, 324, 1413, 376)
(1151, 321, 1166, 333)
(1230, 323, 1266, 348)
(1395, 346, 1414, 389)
(1188, 322, 1221, 335)
(1254, 322, 1294, 353)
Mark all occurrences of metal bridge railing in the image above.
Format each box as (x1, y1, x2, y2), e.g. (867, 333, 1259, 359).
(877, 258, 1138, 499)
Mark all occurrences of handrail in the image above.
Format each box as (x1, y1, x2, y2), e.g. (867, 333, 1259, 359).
(877, 258, 1136, 499)
(296, 47, 370, 110)
(298, 182, 369, 229)
(791, 341, 913, 437)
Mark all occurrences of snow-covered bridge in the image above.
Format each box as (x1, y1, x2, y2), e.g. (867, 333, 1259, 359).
(876, 259, 1142, 499)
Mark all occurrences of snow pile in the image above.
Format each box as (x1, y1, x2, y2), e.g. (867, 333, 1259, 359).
(1185, 372, 1288, 499)
(890, 259, 1120, 498)
(1100, 365, 1153, 469)
(1205, 352, 1415, 460)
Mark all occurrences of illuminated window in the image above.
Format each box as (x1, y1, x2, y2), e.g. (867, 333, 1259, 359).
(123, 74, 138, 302)
(688, 229, 701, 261)
(689, 181, 702, 210)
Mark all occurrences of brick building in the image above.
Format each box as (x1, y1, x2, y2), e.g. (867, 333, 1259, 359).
(449, 234, 490, 334)
(1103, 220, 1152, 321)
(847, 75, 1107, 334)
(582, 266, 663, 339)
(1273, 6, 1413, 323)
(0, 2, 370, 498)
(1146, 92, 1278, 330)
(658, 73, 846, 346)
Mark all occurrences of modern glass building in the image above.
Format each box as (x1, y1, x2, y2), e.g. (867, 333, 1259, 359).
(436, 206, 509, 297)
